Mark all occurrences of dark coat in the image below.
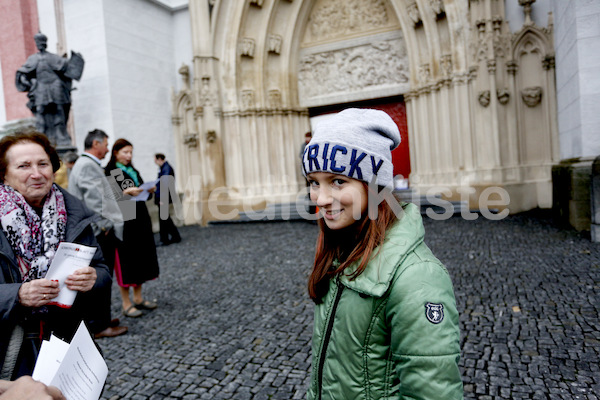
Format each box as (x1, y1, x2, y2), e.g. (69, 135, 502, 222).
(155, 161, 175, 205)
(104, 164, 160, 286)
(0, 186, 111, 377)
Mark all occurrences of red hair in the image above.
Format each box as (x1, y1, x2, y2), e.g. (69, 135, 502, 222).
(307, 185, 401, 302)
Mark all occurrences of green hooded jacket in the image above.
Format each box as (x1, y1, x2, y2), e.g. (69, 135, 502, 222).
(308, 203, 463, 400)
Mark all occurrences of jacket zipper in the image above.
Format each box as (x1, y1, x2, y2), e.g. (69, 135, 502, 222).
(317, 279, 344, 400)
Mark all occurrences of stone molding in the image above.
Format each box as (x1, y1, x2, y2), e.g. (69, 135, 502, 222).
(221, 108, 308, 118)
(302, 0, 398, 46)
(298, 31, 409, 107)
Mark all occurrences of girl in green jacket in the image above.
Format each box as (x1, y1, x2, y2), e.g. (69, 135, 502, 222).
(301, 108, 464, 400)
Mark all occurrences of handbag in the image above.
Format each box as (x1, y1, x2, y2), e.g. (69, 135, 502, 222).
(0, 324, 24, 380)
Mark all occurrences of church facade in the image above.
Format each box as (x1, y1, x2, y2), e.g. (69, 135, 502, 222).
(1, 0, 598, 228)
(172, 0, 560, 224)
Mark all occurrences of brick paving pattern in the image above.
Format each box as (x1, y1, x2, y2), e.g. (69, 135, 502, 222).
(98, 211, 600, 399)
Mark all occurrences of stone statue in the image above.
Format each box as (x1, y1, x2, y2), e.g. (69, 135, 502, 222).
(15, 32, 84, 147)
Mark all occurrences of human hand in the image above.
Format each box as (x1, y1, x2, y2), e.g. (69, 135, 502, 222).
(0, 376, 65, 400)
(147, 186, 156, 194)
(65, 267, 97, 292)
(123, 187, 143, 197)
(17, 279, 60, 307)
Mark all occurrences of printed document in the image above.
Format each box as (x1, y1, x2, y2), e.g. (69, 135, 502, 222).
(32, 321, 108, 400)
(130, 179, 158, 201)
(45, 243, 96, 308)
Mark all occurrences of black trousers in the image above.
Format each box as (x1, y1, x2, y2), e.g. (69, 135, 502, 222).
(79, 230, 119, 334)
(158, 205, 181, 243)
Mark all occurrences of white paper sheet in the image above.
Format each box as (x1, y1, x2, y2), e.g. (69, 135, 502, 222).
(45, 243, 96, 308)
(33, 322, 108, 400)
(32, 335, 69, 383)
(130, 179, 158, 201)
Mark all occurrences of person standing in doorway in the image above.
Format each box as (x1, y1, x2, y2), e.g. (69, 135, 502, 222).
(68, 129, 128, 338)
(154, 153, 181, 246)
(302, 108, 463, 399)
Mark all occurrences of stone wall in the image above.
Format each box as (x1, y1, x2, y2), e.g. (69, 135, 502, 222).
(552, 0, 600, 231)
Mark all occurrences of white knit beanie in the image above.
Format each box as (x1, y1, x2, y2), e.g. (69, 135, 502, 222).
(301, 108, 401, 188)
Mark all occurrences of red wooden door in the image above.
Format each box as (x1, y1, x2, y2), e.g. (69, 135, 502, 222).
(368, 102, 410, 180)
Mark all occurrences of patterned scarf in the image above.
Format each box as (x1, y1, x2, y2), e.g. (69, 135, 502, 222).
(0, 183, 67, 282)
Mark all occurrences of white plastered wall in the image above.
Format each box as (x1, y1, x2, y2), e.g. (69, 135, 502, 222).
(553, 0, 600, 160)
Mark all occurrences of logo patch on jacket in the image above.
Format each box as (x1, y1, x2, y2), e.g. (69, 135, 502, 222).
(425, 302, 444, 324)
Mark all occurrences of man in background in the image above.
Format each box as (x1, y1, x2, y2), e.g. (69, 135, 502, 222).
(154, 153, 181, 246)
(68, 129, 128, 338)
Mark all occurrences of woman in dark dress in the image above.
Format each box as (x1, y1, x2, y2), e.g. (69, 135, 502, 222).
(105, 139, 159, 318)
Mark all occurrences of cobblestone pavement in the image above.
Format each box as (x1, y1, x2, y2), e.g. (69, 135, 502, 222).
(98, 211, 600, 399)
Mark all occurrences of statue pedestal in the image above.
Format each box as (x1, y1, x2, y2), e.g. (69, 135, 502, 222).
(0, 118, 77, 157)
(0, 117, 36, 136)
(56, 145, 78, 157)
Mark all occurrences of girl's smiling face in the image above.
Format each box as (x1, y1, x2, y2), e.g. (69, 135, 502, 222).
(307, 172, 368, 230)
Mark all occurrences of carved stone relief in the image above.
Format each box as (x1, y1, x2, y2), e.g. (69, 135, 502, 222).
(419, 63, 431, 84)
(179, 63, 190, 90)
(519, 0, 535, 25)
(521, 86, 542, 107)
(506, 60, 518, 75)
(430, 0, 444, 16)
(440, 54, 453, 78)
(473, 20, 490, 62)
(491, 17, 511, 59)
(303, 0, 399, 45)
(241, 90, 255, 110)
(298, 36, 409, 101)
(206, 130, 217, 143)
(478, 90, 491, 107)
(268, 89, 282, 109)
(250, 0, 263, 7)
(407, 1, 421, 25)
(497, 89, 510, 105)
(268, 34, 282, 55)
(239, 38, 255, 58)
(184, 133, 198, 148)
(199, 77, 216, 107)
(542, 54, 555, 70)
